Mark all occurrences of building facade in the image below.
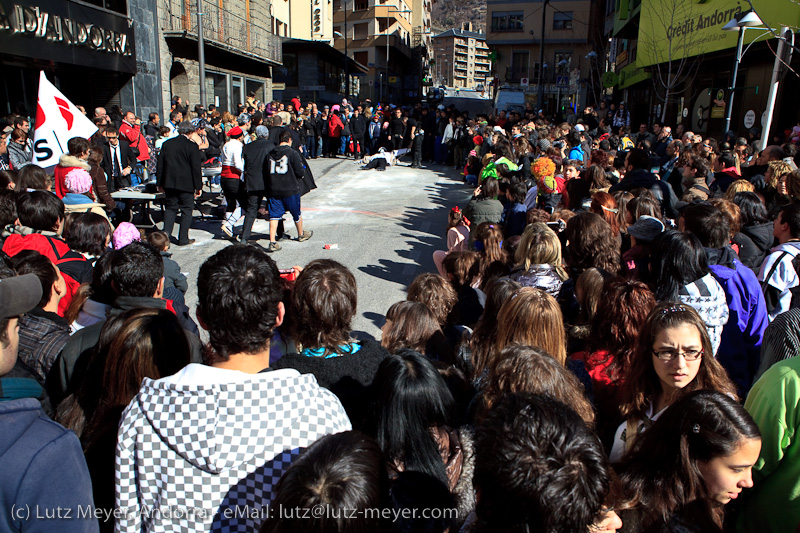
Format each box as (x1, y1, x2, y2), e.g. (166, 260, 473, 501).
(485, 0, 600, 111)
(332, 0, 427, 104)
(0, 0, 162, 120)
(432, 24, 490, 89)
(157, 0, 281, 115)
(611, 0, 800, 143)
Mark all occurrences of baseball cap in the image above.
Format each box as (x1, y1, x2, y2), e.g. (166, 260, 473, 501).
(574, 124, 585, 132)
(236, 113, 251, 125)
(437, 105, 445, 110)
(0, 274, 43, 319)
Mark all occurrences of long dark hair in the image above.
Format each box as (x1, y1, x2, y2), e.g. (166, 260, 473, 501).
(564, 211, 621, 277)
(370, 350, 456, 488)
(468, 278, 521, 380)
(648, 230, 709, 301)
(732, 191, 770, 226)
(620, 302, 737, 422)
(618, 390, 760, 529)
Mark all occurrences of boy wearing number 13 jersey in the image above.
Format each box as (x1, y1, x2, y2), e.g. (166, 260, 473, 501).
(265, 131, 313, 253)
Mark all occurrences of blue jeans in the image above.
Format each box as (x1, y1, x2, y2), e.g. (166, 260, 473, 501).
(316, 137, 323, 157)
(434, 136, 445, 164)
(340, 135, 350, 155)
(305, 137, 315, 158)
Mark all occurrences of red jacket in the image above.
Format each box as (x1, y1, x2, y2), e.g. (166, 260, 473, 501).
(53, 154, 91, 199)
(119, 120, 150, 161)
(328, 114, 343, 137)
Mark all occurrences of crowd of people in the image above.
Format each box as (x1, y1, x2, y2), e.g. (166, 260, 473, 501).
(0, 92, 799, 533)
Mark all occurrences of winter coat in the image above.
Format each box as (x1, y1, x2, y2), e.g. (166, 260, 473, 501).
(328, 113, 343, 138)
(54, 154, 91, 198)
(463, 197, 503, 243)
(161, 250, 188, 294)
(678, 273, 729, 356)
(115, 364, 351, 532)
(739, 222, 774, 270)
(119, 120, 149, 161)
(704, 246, 769, 395)
(17, 309, 71, 385)
(758, 241, 800, 321)
(7, 139, 32, 169)
(507, 264, 565, 297)
(609, 168, 679, 220)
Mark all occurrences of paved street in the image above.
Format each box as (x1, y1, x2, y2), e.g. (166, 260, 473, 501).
(169, 155, 472, 341)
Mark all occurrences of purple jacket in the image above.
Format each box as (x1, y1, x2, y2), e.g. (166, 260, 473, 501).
(707, 248, 769, 395)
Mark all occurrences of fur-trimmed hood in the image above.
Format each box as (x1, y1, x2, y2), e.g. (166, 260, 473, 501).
(57, 154, 90, 170)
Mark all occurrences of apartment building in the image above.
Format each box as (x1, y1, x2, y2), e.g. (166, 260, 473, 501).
(432, 24, 490, 89)
(158, 0, 282, 113)
(485, 0, 600, 110)
(332, 0, 430, 103)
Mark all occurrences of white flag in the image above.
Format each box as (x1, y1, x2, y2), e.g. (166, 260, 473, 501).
(32, 71, 98, 169)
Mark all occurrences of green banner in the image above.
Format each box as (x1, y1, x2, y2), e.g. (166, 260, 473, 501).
(637, 0, 799, 68)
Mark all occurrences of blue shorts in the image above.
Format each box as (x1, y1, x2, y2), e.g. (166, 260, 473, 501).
(268, 194, 301, 221)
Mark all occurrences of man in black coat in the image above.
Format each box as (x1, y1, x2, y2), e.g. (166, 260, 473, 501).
(240, 126, 275, 244)
(157, 121, 203, 246)
(349, 107, 368, 159)
(609, 148, 679, 220)
(100, 126, 137, 191)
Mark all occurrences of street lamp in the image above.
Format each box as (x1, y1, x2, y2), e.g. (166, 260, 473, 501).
(722, 10, 765, 136)
(385, 7, 412, 103)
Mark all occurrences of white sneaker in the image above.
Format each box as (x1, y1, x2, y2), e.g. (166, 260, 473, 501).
(221, 223, 234, 238)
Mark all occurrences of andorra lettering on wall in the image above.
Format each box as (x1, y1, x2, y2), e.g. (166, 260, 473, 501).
(0, 0, 137, 74)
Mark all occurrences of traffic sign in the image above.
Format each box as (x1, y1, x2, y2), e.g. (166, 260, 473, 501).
(556, 76, 569, 89)
(520, 77, 529, 86)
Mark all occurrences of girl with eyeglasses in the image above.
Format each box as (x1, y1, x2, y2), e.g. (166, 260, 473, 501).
(609, 302, 737, 462)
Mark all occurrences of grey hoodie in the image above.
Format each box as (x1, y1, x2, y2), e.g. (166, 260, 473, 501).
(115, 364, 351, 532)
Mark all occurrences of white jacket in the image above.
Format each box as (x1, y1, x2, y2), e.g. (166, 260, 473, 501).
(758, 241, 800, 321)
(115, 364, 351, 532)
(220, 139, 244, 171)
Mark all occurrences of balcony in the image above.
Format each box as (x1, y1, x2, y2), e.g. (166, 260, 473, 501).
(161, 0, 281, 65)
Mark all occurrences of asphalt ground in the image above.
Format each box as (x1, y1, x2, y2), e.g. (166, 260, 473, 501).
(164, 154, 473, 341)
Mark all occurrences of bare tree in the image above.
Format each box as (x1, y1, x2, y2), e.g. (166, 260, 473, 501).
(639, 0, 705, 122)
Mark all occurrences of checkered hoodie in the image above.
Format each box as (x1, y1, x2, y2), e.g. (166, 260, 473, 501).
(115, 365, 351, 533)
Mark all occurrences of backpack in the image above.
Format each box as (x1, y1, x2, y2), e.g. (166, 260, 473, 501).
(3, 233, 91, 316)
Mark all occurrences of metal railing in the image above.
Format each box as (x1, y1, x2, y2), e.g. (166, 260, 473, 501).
(160, 0, 282, 64)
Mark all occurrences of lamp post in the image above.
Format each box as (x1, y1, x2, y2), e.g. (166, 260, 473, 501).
(334, 28, 349, 99)
(197, 0, 206, 107)
(721, 10, 765, 137)
(385, 7, 412, 103)
(537, 0, 549, 110)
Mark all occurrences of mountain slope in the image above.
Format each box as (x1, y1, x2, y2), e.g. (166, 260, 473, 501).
(431, 0, 486, 34)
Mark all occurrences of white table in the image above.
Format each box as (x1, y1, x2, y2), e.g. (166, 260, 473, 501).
(111, 190, 165, 227)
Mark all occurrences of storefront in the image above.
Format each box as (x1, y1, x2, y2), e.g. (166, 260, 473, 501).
(0, 0, 162, 120)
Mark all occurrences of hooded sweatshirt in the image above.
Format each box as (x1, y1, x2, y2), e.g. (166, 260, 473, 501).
(758, 241, 800, 321)
(0, 398, 98, 532)
(678, 273, 729, 355)
(115, 364, 351, 533)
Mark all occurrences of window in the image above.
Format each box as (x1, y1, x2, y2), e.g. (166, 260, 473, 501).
(353, 22, 368, 39)
(553, 12, 573, 29)
(354, 51, 369, 65)
(554, 52, 571, 74)
(491, 12, 523, 32)
(354, 0, 367, 10)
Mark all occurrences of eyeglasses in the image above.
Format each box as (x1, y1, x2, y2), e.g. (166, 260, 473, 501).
(652, 348, 704, 362)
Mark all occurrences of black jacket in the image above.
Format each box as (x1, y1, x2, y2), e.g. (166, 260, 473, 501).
(156, 135, 203, 193)
(267, 144, 305, 199)
(100, 139, 137, 191)
(242, 137, 275, 193)
(143, 122, 160, 139)
(609, 168, 680, 219)
(738, 222, 774, 270)
(205, 128, 225, 159)
(273, 338, 389, 429)
(350, 114, 368, 137)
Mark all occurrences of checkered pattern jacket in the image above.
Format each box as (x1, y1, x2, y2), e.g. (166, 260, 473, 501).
(115, 365, 351, 533)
